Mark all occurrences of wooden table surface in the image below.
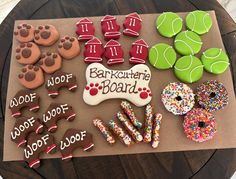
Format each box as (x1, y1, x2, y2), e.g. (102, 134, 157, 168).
(0, 0, 235, 178)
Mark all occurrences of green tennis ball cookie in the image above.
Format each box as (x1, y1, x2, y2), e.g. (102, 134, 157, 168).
(201, 48, 230, 74)
(174, 30, 202, 56)
(156, 12, 183, 38)
(149, 43, 177, 70)
(174, 55, 204, 83)
(186, 10, 213, 35)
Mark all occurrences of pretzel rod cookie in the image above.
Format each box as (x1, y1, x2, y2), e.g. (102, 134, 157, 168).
(152, 113, 162, 148)
(93, 118, 115, 145)
(120, 101, 143, 129)
(109, 120, 132, 146)
(143, 104, 154, 143)
(116, 112, 143, 143)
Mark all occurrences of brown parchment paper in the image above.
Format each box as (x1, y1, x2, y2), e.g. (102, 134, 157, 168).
(4, 11, 236, 161)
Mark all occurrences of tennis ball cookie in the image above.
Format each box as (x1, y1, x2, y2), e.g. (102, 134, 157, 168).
(201, 48, 230, 75)
(149, 43, 177, 70)
(174, 30, 202, 55)
(186, 10, 213, 35)
(156, 12, 183, 38)
(174, 55, 204, 83)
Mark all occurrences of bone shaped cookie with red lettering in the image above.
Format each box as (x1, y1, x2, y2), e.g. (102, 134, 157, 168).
(42, 103, 76, 133)
(83, 63, 152, 107)
(59, 129, 94, 161)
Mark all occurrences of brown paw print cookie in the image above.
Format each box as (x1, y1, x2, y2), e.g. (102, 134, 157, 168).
(42, 103, 76, 133)
(11, 117, 43, 147)
(15, 42, 41, 65)
(38, 52, 62, 74)
(18, 65, 44, 89)
(14, 23, 35, 43)
(9, 89, 40, 118)
(46, 71, 77, 97)
(34, 25, 59, 46)
(24, 133, 57, 168)
(59, 129, 94, 161)
(58, 36, 80, 59)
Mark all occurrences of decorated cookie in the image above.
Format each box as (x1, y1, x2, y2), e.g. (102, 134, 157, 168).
(59, 129, 94, 161)
(84, 37, 103, 63)
(174, 31, 202, 55)
(11, 117, 43, 147)
(143, 104, 153, 143)
(183, 108, 216, 142)
(186, 10, 213, 35)
(174, 55, 204, 83)
(101, 15, 121, 41)
(123, 12, 142, 37)
(156, 12, 183, 38)
(38, 52, 62, 74)
(9, 89, 40, 118)
(83, 63, 152, 107)
(149, 43, 177, 69)
(24, 133, 57, 168)
(129, 39, 149, 64)
(196, 80, 229, 112)
(46, 71, 77, 97)
(34, 25, 59, 46)
(58, 36, 80, 59)
(201, 48, 230, 74)
(14, 23, 35, 43)
(152, 113, 162, 148)
(42, 103, 76, 133)
(161, 82, 195, 115)
(18, 65, 44, 89)
(15, 42, 41, 65)
(76, 18, 95, 41)
(104, 40, 124, 65)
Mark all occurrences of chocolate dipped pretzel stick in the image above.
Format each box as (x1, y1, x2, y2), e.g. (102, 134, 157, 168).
(143, 104, 154, 143)
(152, 113, 162, 148)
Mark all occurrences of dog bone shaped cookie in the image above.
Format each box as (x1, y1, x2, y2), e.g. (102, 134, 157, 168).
(83, 63, 152, 107)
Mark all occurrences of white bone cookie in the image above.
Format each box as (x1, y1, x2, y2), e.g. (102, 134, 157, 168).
(83, 63, 152, 107)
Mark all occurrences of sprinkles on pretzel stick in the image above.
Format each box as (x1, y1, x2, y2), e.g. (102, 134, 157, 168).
(152, 113, 162, 148)
(143, 104, 154, 143)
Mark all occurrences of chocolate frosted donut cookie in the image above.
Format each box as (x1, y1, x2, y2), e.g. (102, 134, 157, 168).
(14, 23, 35, 43)
(58, 36, 80, 59)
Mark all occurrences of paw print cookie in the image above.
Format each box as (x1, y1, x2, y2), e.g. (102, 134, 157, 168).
(18, 65, 44, 89)
(34, 25, 59, 46)
(58, 36, 80, 59)
(38, 52, 62, 74)
(15, 42, 41, 65)
(14, 23, 35, 43)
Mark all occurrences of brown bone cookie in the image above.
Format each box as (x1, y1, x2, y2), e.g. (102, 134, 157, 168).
(24, 133, 57, 168)
(34, 25, 59, 46)
(15, 42, 41, 65)
(58, 36, 80, 59)
(14, 23, 35, 43)
(9, 89, 40, 118)
(42, 103, 76, 133)
(59, 129, 94, 161)
(45, 71, 77, 97)
(18, 65, 44, 89)
(38, 52, 62, 74)
(11, 117, 44, 147)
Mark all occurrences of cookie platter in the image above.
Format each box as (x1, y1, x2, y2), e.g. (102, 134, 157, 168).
(4, 11, 236, 166)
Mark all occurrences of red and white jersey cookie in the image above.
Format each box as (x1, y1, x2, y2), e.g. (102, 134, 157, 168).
(129, 39, 149, 64)
(123, 12, 142, 37)
(76, 18, 95, 42)
(84, 37, 103, 63)
(104, 40, 124, 65)
(101, 15, 121, 41)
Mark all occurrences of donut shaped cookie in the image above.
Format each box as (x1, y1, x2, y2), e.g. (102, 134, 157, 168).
(149, 43, 177, 69)
(201, 48, 230, 74)
(174, 30, 202, 55)
(183, 108, 216, 142)
(196, 80, 229, 112)
(161, 82, 195, 115)
(14, 23, 35, 43)
(174, 55, 203, 83)
(186, 10, 213, 35)
(156, 12, 183, 38)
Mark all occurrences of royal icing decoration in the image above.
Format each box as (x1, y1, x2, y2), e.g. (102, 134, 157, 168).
(76, 18, 95, 41)
(84, 37, 103, 63)
(104, 40, 124, 65)
(129, 39, 149, 64)
(123, 12, 142, 37)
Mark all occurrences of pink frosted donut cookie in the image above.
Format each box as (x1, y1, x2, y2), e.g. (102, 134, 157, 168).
(183, 108, 217, 142)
